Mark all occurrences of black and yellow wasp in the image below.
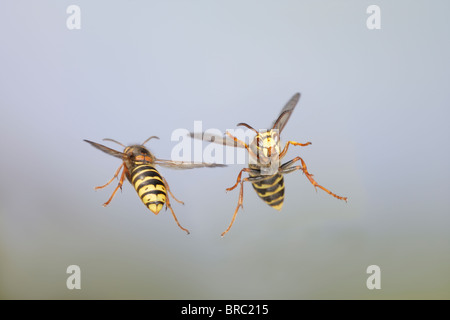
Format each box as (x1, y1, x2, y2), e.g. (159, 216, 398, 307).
(84, 137, 225, 234)
(191, 93, 347, 236)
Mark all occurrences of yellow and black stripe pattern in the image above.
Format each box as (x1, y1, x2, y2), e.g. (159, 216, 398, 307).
(250, 168, 285, 211)
(248, 130, 284, 210)
(130, 164, 167, 215)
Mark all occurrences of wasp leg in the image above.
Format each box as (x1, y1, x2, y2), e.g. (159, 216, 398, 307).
(95, 163, 124, 190)
(162, 176, 184, 205)
(225, 131, 259, 160)
(162, 178, 190, 235)
(225, 167, 255, 192)
(280, 157, 347, 202)
(279, 140, 312, 159)
(102, 165, 128, 206)
(222, 173, 271, 237)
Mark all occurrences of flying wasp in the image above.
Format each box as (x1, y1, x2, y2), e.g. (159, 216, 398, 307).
(84, 137, 226, 234)
(191, 93, 347, 237)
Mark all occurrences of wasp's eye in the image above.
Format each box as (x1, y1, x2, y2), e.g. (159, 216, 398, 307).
(273, 133, 279, 142)
(257, 138, 263, 146)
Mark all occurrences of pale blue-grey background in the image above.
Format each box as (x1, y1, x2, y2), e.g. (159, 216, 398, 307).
(0, 1, 449, 299)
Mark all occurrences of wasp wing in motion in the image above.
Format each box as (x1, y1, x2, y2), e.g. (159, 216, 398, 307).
(154, 158, 226, 170)
(84, 140, 125, 159)
(188, 132, 245, 149)
(271, 92, 301, 133)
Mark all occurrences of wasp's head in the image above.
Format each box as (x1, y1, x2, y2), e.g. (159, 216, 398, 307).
(124, 145, 155, 163)
(257, 129, 281, 159)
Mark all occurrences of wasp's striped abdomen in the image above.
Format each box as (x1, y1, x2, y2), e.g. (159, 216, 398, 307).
(250, 171, 285, 211)
(130, 164, 167, 214)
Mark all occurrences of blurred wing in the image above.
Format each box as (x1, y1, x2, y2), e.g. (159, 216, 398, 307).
(188, 132, 245, 148)
(155, 158, 226, 170)
(84, 139, 125, 159)
(271, 92, 301, 133)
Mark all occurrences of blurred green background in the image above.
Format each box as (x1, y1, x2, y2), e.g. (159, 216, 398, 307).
(1, 1, 449, 299)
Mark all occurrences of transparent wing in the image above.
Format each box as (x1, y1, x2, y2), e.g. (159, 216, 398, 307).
(271, 92, 301, 133)
(188, 132, 245, 148)
(154, 158, 226, 170)
(84, 139, 125, 159)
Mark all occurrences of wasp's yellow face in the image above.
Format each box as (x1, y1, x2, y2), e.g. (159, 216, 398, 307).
(258, 130, 281, 159)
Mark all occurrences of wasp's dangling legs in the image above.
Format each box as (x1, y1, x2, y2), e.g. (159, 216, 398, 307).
(162, 178, 190, 235)
(101, 165, 128, 207)
(222, 173, 271, 237)
(162, 176, 184, 205)
(94, 163, 124, 190)
(280, 157, 347, 202)
(225, 167, 255, 192)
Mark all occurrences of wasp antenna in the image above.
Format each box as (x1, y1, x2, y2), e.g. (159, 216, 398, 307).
(142, 136, 160, 145)
(103, 138, 126, 147)
(237, 123, 259, 135)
